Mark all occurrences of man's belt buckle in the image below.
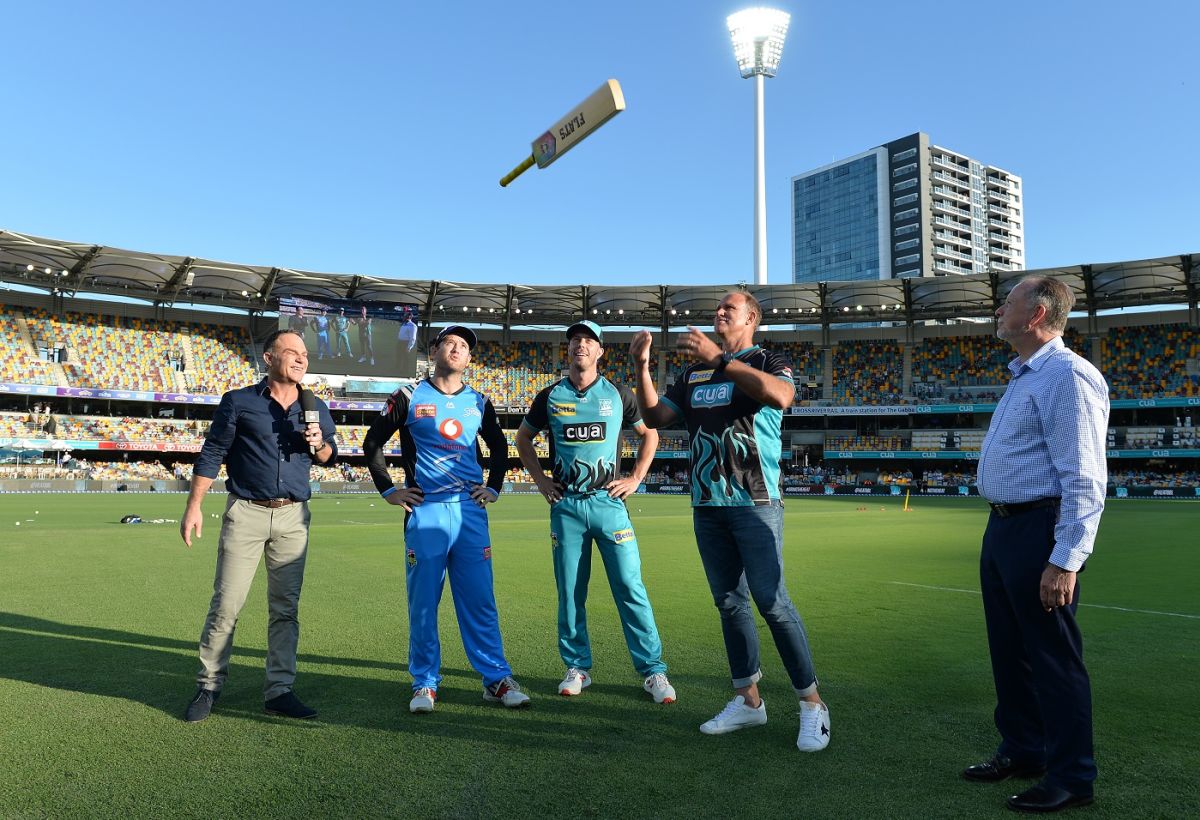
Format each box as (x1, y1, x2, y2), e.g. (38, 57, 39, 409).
(249, 498, 294, 508)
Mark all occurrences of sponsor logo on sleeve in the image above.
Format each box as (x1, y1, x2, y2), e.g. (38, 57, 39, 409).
(414, 403, 437, 418)
(551, 531, 560, 550)
(688, 369, 716, 384)
(482, 546, 491, 560)
(779, 367, 793, 380)
(406, 548, 417, 567)
(613, 528, 635, 544)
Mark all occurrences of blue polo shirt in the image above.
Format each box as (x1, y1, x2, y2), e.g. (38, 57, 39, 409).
(193, 378, 337, 501)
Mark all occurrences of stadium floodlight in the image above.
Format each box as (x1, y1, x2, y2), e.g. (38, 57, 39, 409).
(727, 7, 790, 286)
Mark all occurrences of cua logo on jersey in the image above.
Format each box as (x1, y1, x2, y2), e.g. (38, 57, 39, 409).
(438, 418, 463, 440)
(550, 402, 576, 416)
(562, 422, 606, 442)
(406, 548, 417, 567)
(691, 382, 734, 407)
(688, 369, 716, 384)
(613, 528, 635, 543)
(414, 403, 436, 418)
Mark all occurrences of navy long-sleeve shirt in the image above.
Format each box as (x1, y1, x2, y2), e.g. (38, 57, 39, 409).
(193, 378, 337, 501)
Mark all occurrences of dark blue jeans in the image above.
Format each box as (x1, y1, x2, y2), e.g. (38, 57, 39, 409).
(693, 502, 818, 695)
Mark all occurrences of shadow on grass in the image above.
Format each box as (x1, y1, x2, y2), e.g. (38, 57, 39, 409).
(0, 611, 679, 747)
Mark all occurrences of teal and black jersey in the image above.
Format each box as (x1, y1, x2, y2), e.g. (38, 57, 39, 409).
(521, 376, 643, 495)
(660, 345, 794, 507)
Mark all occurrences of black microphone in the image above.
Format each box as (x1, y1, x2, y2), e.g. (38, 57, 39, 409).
(298, 387, 321, 455)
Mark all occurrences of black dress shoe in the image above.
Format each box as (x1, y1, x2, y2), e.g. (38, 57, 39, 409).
(1007, 782, 1094, 813)
(962, 755, 1047, 783)
(264, 691, 317, 719)
(184, 688, 219, 722)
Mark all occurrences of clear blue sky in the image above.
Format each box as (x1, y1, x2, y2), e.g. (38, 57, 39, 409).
(3, 1, 1196, 287)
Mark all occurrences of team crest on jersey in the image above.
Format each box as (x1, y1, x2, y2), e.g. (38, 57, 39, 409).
(689, 369, 716, 384)
(550, 402, 576, 416)
(414, 404, 437, 418)
(438, 418, 463, 440)
(598, 398, 613, 416)
(613, 528, 635, 544)
(482, 546, 491, 560)
(691, 382, 733, 407)
(406, 548, 417, 567)
(464, 405, 481, 418)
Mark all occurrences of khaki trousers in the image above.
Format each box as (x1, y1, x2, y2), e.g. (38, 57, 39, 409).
(196, 496, 310, 699)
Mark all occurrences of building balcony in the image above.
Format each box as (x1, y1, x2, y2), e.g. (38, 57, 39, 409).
(931, 185, 970, 203)
(987, 202, 1013, 216)
(934, 245, 974, 262)
(934, 230, 972, 248)
(932, 200, 971, 218)
(934, 260, 974, 275)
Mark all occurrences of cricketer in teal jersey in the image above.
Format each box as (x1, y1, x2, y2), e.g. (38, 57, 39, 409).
(631, 292, 830, 752)
(362, 325, 530, 715)
(515, 320, 676, 704)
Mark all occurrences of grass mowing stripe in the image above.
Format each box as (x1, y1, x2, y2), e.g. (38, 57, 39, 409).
(888, 580, 1200, 619)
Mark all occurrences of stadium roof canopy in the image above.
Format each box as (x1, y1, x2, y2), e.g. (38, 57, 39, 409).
(1, 229, 1196, 330)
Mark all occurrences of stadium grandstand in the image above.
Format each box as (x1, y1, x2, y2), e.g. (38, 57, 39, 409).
(0, 229, 1197, 499)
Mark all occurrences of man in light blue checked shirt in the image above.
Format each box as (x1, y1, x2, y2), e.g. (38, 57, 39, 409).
(965, 276, 1108, 814)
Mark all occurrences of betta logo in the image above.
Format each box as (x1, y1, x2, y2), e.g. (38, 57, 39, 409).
(438, 418, 463, 440)
(691, 382, 733, 408)
(550, 402, 576, 417)
(562, 422, 606, 442)
(688, 369, 716, 384)
(613, 528, 635, 544)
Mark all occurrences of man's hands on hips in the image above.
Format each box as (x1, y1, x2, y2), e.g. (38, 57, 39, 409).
(1040, 564, 1077, 612)
(534, 475, 564, 505)
(470, 485, 499, 507)
(385, 487, 424, 511)
(606, 476, 642, 501)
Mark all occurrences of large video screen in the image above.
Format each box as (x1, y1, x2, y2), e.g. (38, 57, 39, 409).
(279, 297, 421, 378)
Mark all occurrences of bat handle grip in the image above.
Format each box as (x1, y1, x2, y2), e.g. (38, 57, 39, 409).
(499, 155, 535, 187)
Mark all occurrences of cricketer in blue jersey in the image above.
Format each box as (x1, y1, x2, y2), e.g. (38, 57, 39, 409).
(363, 325, 530, 713)
(632, 292, 831, 752)
(515, 320, 675, 704)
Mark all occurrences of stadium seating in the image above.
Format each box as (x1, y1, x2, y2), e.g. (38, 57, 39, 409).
(1101, 323, 1200, 399)
(831, 340, 904, 405)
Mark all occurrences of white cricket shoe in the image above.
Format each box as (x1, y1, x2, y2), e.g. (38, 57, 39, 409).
(796, 700, 831, 752)
(699, 695, 767, 735)
(643, 673, 676, 704)
(483, 675, 531, 708)
(409, 687, 436, 714)
(558, 667, 592, 696)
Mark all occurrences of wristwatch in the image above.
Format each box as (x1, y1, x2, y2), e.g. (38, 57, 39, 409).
(715, 351, 734, 372)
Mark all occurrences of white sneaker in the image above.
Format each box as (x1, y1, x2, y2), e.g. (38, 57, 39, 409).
(483, 675, 531, 708)
(643, 673, 676, 704)
(796, 700, 831, 752)
(699, 695, 767, 735)
(558, 667, 592, 696)
(409, 687, 436, 714)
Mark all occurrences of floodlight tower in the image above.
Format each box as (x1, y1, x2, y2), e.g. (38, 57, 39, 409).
(727, 7, 790, 285)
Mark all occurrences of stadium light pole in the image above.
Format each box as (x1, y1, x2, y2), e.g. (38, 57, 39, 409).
(727, 7, 790, 286)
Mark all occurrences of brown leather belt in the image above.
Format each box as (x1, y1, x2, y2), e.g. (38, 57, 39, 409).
(988, 498, 1060, 518)
(245, 498, 296, 508)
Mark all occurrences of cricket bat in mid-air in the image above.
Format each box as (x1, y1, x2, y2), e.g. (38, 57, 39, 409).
(499, 79, 626, 187)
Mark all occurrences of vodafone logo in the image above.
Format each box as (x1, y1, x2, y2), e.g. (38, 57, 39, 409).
(438, 418, 463, 440)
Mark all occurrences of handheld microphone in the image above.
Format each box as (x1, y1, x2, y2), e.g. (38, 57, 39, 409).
(298, 387, 321, 455)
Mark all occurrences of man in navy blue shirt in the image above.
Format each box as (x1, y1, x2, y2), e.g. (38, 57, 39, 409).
(180, 328, 337, 722)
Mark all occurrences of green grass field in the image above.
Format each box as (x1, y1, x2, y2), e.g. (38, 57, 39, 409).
(0, 493, 1196, 819)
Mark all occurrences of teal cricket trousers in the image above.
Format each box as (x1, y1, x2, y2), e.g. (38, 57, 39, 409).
(550, 493, 666, 677)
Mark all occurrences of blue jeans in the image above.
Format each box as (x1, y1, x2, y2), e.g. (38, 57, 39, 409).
(693, 503, 818, 695)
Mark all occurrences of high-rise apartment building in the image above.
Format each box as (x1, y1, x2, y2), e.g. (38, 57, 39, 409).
(791, 132, 1024, 283)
